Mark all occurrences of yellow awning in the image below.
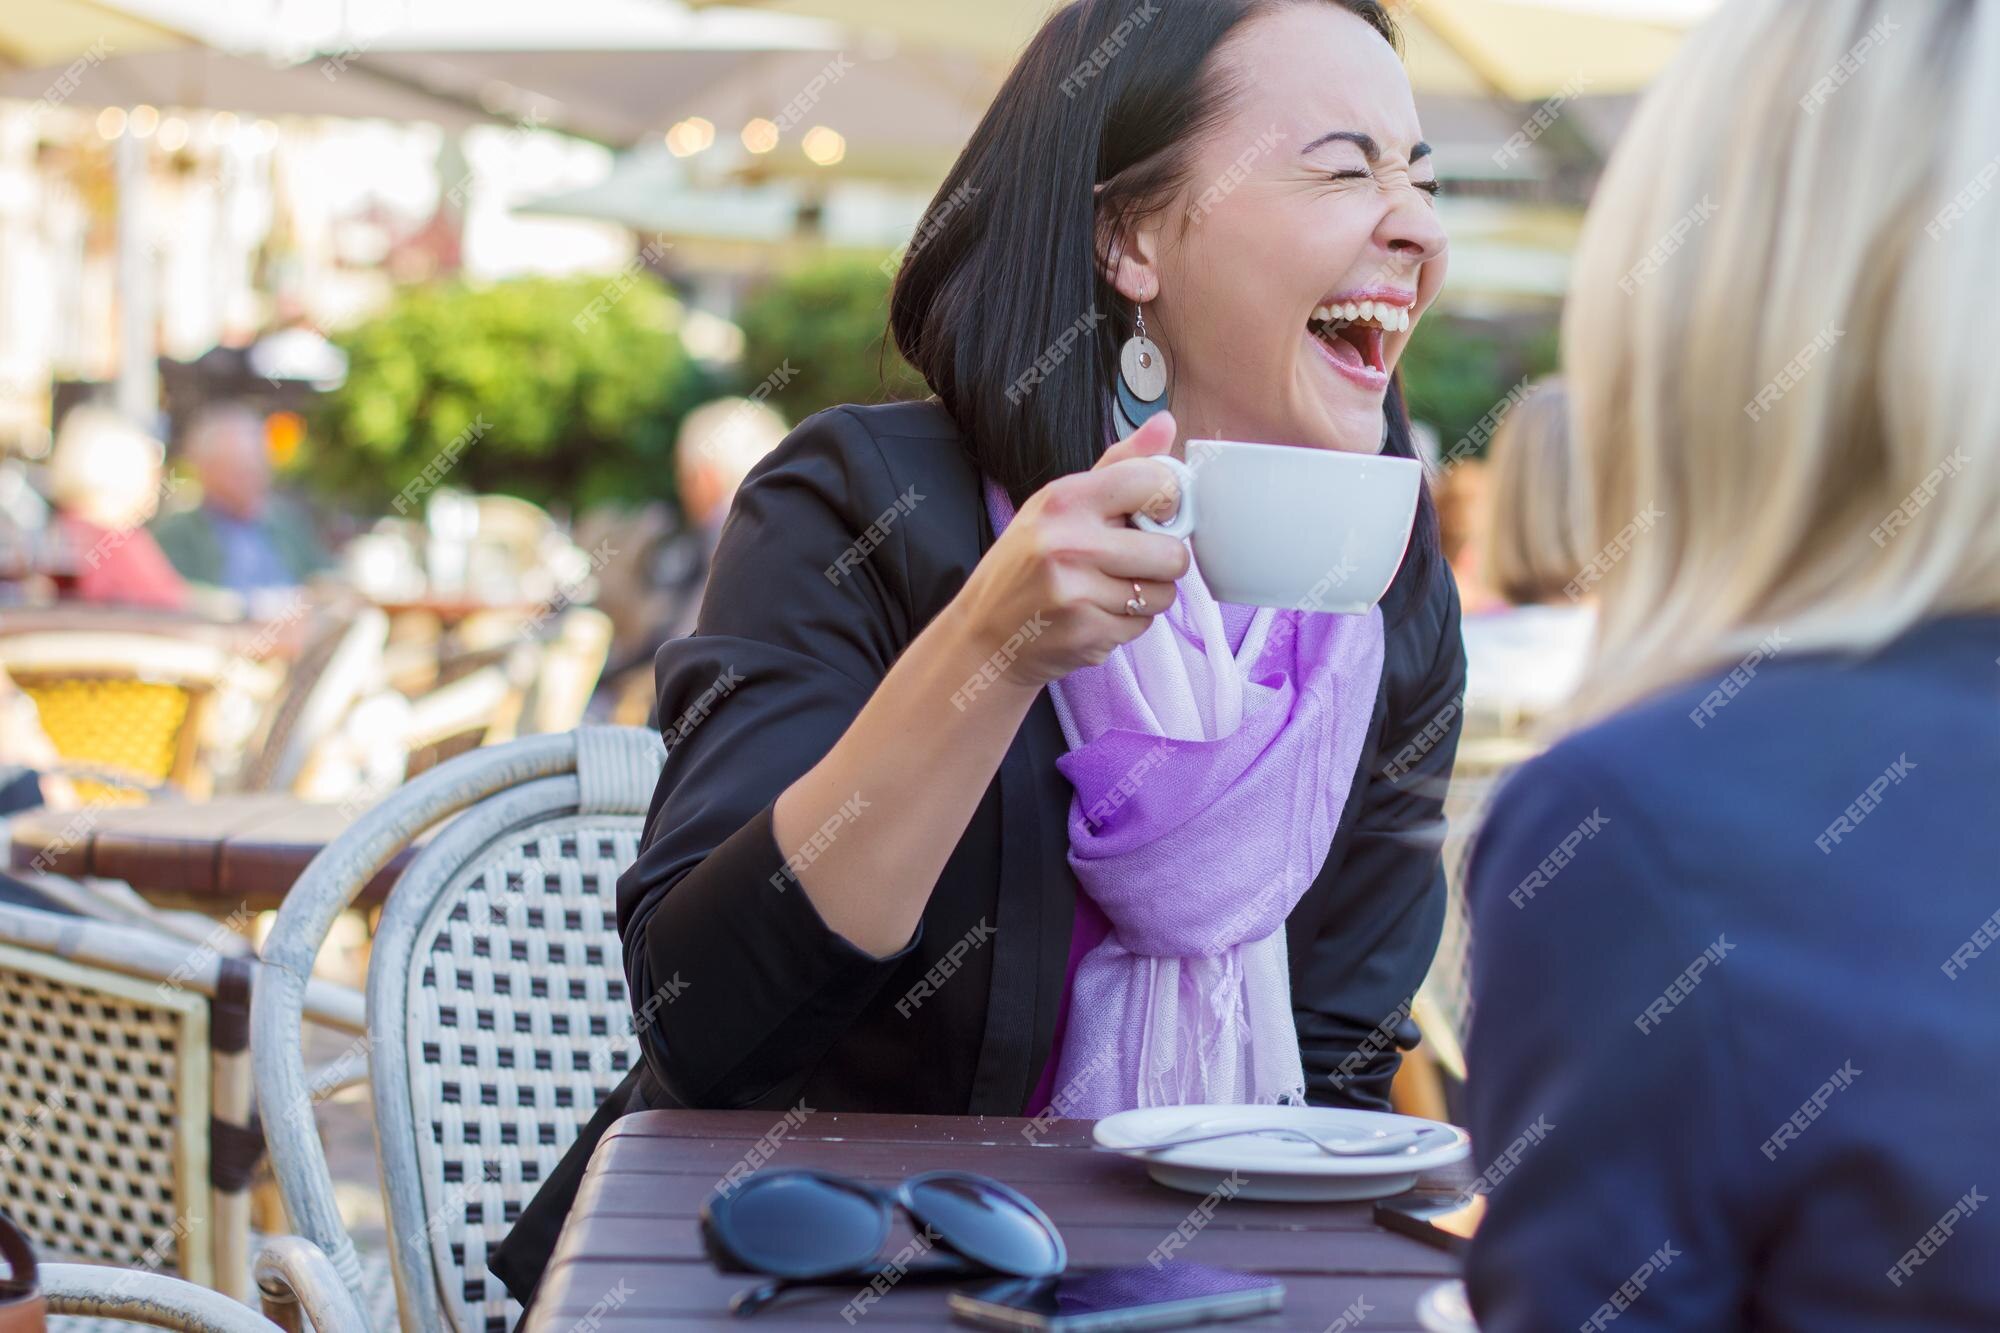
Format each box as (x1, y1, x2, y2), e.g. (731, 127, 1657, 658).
(682, 0, 1701, 99)
(1392, 0, 1693, 100)
(0, 0, 192, 70)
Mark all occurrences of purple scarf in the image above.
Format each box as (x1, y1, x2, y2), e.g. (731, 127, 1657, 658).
(984, 478, 1385, 1116)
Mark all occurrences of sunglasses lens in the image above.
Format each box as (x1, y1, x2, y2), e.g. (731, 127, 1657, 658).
(717, 1174, 885, 1278)
(904, 1173, 1066, 1277)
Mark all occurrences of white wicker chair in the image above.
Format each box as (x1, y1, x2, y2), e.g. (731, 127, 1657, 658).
(0, 906, 364, 1305)
(252, 728, 663, 1333)
(39, 1241, 365, 1331)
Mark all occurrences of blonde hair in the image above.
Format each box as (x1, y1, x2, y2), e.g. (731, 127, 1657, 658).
(1562, 0, 2000, 723)
(1482, 378, 1584, 605)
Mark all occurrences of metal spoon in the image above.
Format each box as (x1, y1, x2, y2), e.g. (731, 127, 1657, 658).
(1106, 1124, 1445, 1157)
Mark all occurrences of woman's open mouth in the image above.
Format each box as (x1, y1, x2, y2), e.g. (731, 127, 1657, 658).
(1307, 299, 1405, 392)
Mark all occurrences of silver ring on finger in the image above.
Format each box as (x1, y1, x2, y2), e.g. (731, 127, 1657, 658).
(1124, 581, 1147, 616)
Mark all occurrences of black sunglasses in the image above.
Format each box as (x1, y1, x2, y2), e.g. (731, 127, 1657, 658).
(700, 1168, 1068, 1317)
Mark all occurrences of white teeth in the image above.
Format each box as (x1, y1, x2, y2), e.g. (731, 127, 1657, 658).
(1312, 301, 1412, 332)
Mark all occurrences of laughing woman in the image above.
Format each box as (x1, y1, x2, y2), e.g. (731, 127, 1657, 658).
(496, 0, 1459, 1304)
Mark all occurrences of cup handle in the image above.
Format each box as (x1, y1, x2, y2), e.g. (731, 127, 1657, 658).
(1129, 455, 1196, 539)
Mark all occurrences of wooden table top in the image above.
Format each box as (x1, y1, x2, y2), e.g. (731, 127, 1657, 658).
(7, 793, 417, 910)
(525, 1110, 1468, 1332)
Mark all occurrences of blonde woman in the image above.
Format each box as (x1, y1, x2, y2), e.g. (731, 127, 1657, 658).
(1459, 377, 1593, 723)
(1464, 1, 2000, 1329)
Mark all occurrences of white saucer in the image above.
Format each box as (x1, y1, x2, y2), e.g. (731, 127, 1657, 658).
(1417, 1280, 1480, 1332)
(1092, 1103, 1470, 1202)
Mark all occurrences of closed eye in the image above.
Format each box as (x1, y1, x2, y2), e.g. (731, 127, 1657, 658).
(1327, 168, 1443, 198)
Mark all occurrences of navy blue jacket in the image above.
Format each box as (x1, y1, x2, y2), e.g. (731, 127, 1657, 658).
(1465, 614, 2000, 1331)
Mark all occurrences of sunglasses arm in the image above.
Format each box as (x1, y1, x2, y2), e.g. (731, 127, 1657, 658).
(727, 1258, 980, 1319)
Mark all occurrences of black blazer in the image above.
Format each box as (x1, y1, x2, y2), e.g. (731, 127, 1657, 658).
(492, 399, 1466, 1304)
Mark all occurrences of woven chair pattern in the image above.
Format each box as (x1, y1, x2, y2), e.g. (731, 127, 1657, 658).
(14, 675, 195, 804)
(0, 964, 196, 1275)
(1422, 738, 1540, 1056)
(404, 815, 640, 1333)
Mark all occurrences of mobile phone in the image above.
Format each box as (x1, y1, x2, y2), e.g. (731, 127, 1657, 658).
(1373, 1192, 1485, 1255)
(948, 1263, 1283, 1332)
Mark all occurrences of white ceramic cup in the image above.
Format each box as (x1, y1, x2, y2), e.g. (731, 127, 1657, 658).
(1131, 438, 1422, 612)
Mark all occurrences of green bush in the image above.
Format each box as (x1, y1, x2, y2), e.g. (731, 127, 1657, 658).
(309, 275, 711, 512)
(733, 260, 927, 420)
(1399, 314, 1559, 458)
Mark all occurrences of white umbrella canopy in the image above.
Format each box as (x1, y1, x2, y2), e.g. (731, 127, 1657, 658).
(517, 143, 928, 250)
(0, 45, 498, 130)
(680, 0, 1054, 62)
(0, 0, 190, 70)
(681, 0, 1709, 97)
(368, 43, 995, 177)
(659, 45, 996, 182)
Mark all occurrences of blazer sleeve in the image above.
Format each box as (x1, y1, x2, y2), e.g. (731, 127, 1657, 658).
(616, 406, 926, 1109)
(1299, 567, 1465, 1107)
(1463, 747, 1754, 1331)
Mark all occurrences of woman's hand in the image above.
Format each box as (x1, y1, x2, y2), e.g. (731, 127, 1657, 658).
(944, 411, 1192, 690)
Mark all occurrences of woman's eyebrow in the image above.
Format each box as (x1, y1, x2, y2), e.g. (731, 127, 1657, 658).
(1298, 129, 1433, 163)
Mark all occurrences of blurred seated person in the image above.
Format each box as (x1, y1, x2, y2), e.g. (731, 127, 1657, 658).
(664, 396, 790, 639)
(592, 398, 790, 725)
(594, 397, 791, 709)
(48, 406, 188, 611)
(1459, 377, 1593, 726)
(153, 402, 329, 606)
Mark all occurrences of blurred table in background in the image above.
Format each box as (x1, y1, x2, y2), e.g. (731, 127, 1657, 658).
(8, 793, 419, 911)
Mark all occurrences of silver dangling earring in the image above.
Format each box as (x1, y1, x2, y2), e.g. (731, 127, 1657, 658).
(1112, 304, 1169, 438)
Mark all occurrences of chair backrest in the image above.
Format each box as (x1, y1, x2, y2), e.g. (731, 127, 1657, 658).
(0, 631, 273, 802)
(238, 607, 391, 795)
(0, 926, 215, 1289)
(0, 904, 366, 1306)
(254, 727, 663, 1333)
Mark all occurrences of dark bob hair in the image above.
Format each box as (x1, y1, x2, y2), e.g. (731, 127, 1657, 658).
(889, 0, 1441, 620)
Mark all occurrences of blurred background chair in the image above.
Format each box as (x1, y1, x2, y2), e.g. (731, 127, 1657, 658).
(0, 905, 365, 1305)
(253, 727, 661, 1332)
(234, 608, 392, 799)
(0, 631, 273, 805)
(1397, 375, 1587, 1121)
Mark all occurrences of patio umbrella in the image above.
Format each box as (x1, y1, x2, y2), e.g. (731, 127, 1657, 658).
(1389, 0, 1700, 101)
(677, 0, 1054, 62)
(517, 144, 932, 252)
(0, 46, 497, 130)
(680, 0, 1709, 97)
(356, 44, 993, 177)
(0, 0, 189, 70)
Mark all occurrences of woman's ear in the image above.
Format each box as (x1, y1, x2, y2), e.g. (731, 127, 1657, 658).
(1095, 205, 1162, 306)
